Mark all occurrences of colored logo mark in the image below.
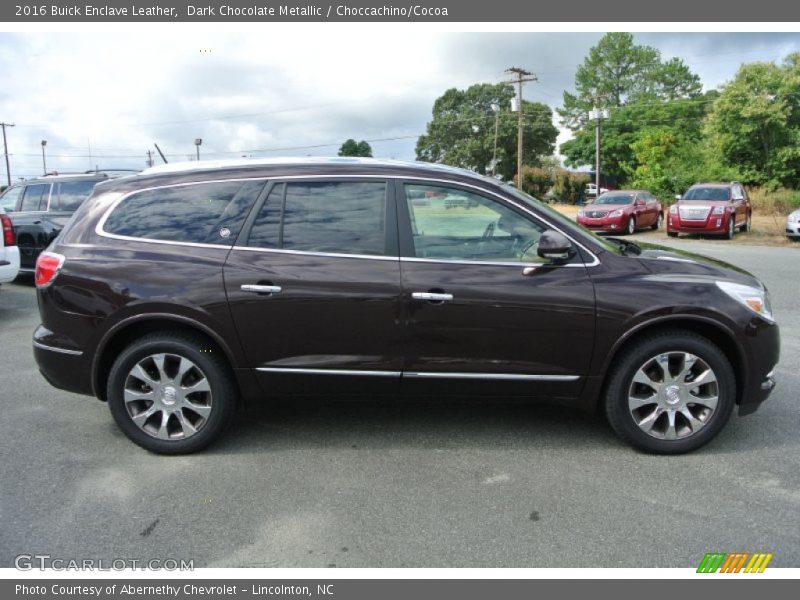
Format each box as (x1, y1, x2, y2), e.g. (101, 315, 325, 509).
(697, 552, 773, 573)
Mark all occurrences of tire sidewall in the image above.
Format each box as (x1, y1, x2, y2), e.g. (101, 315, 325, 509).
(107, 335, 233, 454)
(605, 334, 736, 454)
(627, 216, 636, 235)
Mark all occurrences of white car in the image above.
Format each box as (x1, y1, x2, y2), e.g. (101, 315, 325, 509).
(787, 208, 800, 240)
(585, 182, 610, 198)
(0, 206, 21, 285)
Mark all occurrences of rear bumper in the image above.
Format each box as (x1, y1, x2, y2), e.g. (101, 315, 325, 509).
(33, 325, 94, 397)
(0, 245, 20, 283)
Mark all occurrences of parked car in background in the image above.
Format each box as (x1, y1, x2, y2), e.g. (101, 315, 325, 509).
(584, 182, 609, 199)
(577, 190, 663, 234)
(0, 171, 129, 272)
(0, 207, 20, 286)
(667, 182, 752, 240)
(786, 208, 800, 240)
(32, 158, 779, 456)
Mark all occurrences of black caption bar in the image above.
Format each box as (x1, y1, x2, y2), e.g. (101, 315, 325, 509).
(4, 580, 796, 600)
(2, 0, 800, 21)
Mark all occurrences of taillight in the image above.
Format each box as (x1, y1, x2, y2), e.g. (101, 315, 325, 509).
(35, 252, 65, 287)
(1, 213, 14, 246)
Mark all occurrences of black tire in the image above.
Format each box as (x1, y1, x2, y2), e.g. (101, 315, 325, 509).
(667, 231, 678, 238)
(741, 213, 752, 232)
(626, 216, 636, 235)
(603, 330, 736, 454)
(107, 331, 236, 454)
(725, 216, 735, 240)
(651, 213, 663, 230)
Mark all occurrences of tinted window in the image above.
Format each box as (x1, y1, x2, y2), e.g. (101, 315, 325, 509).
(55, 180, 97, 212)
(405, 184, 546, 263)
(247, 181, 387, 256)
(19, 184, 50, 211)
(683, 187, 730, 201)
(595, 193, 634, 205)
(104, 180, 264, 245)
(0, 186, 23, 211)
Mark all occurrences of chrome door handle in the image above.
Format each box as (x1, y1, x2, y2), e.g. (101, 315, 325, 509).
(241, 284, 282, 294)
(412, 292, 453, 302)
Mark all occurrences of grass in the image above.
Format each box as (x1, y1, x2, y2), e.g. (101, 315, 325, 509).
(747, 187, 800, 214)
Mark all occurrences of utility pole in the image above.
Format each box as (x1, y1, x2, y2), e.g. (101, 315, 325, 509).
(589, 106, 609, 195)
(505, 67, 537, 186)
(153, 143, 168, 164)
(146, 150, 154, 168)
(1, 122, 14, 187)
(490, 103, 500, 177)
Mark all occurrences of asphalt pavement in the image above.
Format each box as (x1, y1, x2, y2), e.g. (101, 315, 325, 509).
(1, 239, 798, 568)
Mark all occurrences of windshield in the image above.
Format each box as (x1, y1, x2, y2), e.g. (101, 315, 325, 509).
(502, 185, 619, 254)
(594, 192, 634, 205)
(683, 187, 730, 201)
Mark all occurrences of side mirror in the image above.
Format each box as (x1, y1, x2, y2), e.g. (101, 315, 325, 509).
(537, 230, 576, 265)
(635, 199, 645, 207)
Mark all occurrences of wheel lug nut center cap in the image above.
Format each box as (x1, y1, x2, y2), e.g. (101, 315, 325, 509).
(664, 384, 682, 405)
(161, 386, 178, 405)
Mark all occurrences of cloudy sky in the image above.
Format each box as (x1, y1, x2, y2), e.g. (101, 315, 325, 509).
(1, 30, 799, 180)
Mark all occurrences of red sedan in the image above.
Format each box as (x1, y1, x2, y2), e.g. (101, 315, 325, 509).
(577, 190, 663, 235)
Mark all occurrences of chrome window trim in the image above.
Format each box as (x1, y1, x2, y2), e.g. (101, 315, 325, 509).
(33, 341, 83, 356)
(257, 367, 401, 377)
(93, 173, 601, 266)
(231, 245, 398, 262)
(256, 367, 579, 382)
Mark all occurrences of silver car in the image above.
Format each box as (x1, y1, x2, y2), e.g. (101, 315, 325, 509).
(787, 208, 800, 239)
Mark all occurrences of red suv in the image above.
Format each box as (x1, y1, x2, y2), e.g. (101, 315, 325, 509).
(668, 183, 752, 239)
(577, 190, 663, 235)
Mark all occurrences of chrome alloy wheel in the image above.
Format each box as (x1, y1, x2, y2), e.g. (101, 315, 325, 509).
(123, 353, 212, 440)
(627, 352, 719, 440)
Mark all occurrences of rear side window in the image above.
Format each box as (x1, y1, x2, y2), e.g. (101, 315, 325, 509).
(54, 180, 98, 212)
(0, 186, 23, 211)
(19, 184, 51, 211)
(247, 181, 387, 256)
(103, 180, 265, 245)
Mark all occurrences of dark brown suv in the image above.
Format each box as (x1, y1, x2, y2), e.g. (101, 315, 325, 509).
(33, 158, 779, 454)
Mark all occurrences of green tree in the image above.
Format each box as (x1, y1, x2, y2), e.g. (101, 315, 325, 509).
(706, 55, 800, 188)
(558, 33, 703, 183)
(520, 166, 554, 197)
(338, 139, 373, 157)
(415, 83, 558, 180)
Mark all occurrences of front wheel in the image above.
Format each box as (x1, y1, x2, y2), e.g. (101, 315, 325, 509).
(725, 216, 735, 239)
(626, 216, 636, 235)
(603, 331, 736, 454)
(107, 332, 236, 454)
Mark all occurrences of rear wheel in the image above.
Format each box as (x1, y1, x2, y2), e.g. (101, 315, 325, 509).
(741, 212, 752, 232)
(107, 332, 236, 454)
(626, 216, 636, 235)
(652, 213, 663, 230)
(603, 330, 736, 454)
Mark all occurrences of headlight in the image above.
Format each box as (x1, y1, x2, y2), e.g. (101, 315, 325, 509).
(609, 209, 623, 217)
(789, 213, 798, 222)
(669, 205, 678, 214)
(577, 210, 584, 217)
(711, 206, 726, 215)
(716, 281, 774, 322)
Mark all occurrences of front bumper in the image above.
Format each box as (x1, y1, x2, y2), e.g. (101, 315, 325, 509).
(738, 319, 780, 416)
(667, 213, 730, 234)
(577, 216, 627, 232)
(786, 220, 800, 238)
